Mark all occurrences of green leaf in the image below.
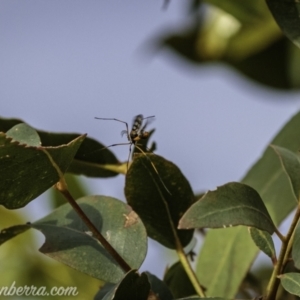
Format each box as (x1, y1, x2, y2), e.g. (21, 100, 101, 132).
(249, 227, 276, 262)
(144, 272, 173, 300)
(95, 271, 173, 300)
(125, 154, 195, 249)
(95, 270, 150, 300)
(0, 117, 120, 178)
(0, 131, 85, 209)
(163, 261, 197, 298)
(292, 222, 300, 269)
(196, 111, 300, 297)
(279, 273, 300, 296)
(271, 145, 300, 201)
(0, 224, 31, 245)
(179, 182, 275, 234)
(6, 123, 41, 147)
(267, 0, 300, 48)
(32, 196, 147, 283)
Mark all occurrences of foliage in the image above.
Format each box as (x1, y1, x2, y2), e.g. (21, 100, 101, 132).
(156, 0, 300, 90)
(1, 109, 300, 299)
(2, 0, 300, 299)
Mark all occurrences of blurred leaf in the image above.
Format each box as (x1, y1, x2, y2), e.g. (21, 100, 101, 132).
(249, 227, 276, 262)
(34, 196, 147, 283)
(271, 145, 300, 201)
(196, 111, 300, 297)
(204, 0, 265, 23)
(155, 0, 300, 89)
(163, 261, 196, 298)
(179, 182, 275, 234)
(0, 117, 120, 178)
(0, 131, 85, 209)
(279, 273, 300, 296)
(292, 222, 300, 269)
(267, 0, 300, 49)
(94, 270, 150, 300)
(0, 196, 147, 283)
(6, 123, 41, 146)
(144, 272, 174, 300)
(125, 154, 195, 249)
(231, 38, 292, 89)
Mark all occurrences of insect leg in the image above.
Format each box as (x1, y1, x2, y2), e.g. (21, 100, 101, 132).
(95, 117, 129, 140)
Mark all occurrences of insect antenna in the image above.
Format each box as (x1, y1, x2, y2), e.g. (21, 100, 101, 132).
(93, 114, 171, 195)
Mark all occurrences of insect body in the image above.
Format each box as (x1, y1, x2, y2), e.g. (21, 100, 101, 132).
(95, 114, 154, 166)
(95, 114, 171, 194)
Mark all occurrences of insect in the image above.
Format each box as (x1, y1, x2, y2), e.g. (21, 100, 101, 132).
(95, 114, 171, 194)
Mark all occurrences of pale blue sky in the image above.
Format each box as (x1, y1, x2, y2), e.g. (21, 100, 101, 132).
(1, 0, 300, 278)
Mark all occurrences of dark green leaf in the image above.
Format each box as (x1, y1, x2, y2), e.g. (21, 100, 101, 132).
(94, 270, 150, 300)
(249, 228, 276, 262)
(195, 111, 300, 297)
(144, 272, 173, 300)
(6, 123, 41, 147)
(0, 224, 31, 245)
(179, 182, 275, 234)
(0, 117, 120, 178)
(267, 0, 300, 48)
(32, 196, 147, 283)
(163, 261, 197, 298)
(292, 222, 300, 269)
(195, 112, 300, 297)
(271, 145, 300, 201)
(125, 154, 195, 249)
(0, 132, 85, 209)
(279, 273, 300, 296)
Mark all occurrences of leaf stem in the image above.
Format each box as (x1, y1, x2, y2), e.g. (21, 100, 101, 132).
(274, 226, 285, 243)
(55, 179, 132, 273)
(266, 205, 300, 300)
(175, 238, 206, 297)
(142, 158, 206, 297)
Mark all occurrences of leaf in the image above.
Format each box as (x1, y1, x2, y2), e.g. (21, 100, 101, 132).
(144, 272, 174, 300)
(32, 196, 147, 283)
(0, 224, 31, 245)
(125, 154, 195, 249)
(6, 123, 41, 147)
(292, 222, 300, 269)
(249, 227, 276, 262)
(271, 145, 300, 201)
(0, 117, 120, 178)
(179, 182, 275, 234)
(196, 111, 300, 297)
(266, 0, 300, 49)
(279, 273, 300, 296)
(0, 131, 85, 209)
(163, 261, 197, 298)
(94, 270, 150, 300)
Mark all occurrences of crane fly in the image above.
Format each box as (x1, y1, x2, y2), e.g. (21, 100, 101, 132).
(94, 114, 171, 195)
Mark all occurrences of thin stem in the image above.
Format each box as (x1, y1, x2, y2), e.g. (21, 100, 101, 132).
(274, 226, 285, 243)
(266, 205, 300, 300)
(175, 239, 206, 297)
(55, 179, 131, 273)
(141, 159, 206, 297)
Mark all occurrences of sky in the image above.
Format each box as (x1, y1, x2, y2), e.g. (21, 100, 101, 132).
(1, 0, 300, 280)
